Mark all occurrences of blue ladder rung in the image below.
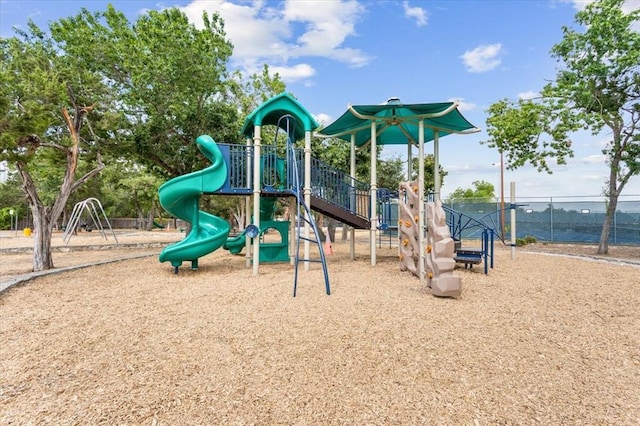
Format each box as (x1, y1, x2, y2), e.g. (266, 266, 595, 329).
(299, 236, 320, 243)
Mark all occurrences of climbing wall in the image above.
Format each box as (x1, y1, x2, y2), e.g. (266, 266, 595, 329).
(398, 180, 461, 297)
(398, 181, 420, 275)
(425, 201, 461, 297)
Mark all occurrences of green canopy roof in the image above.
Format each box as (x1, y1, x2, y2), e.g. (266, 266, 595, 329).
(241, 92, 320, 141)
(318, 98, 480, 147)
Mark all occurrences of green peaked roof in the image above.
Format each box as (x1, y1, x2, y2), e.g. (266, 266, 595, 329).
(241, 92, 320, 141)
(318, 97, 480, 147)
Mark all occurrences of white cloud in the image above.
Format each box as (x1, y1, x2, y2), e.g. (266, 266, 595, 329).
(581, 154, 607, 164)
(448, 97, 476, 111)
(402, 1, 428, 27)
(460, 43, 503, 73)
(270, 63, 315, 82)
(283, 0, 369, 66)
(518, 91, 539, 100)
(179, 0, 371, 81)
(558, 0, 637, 12)
(314, 113, 332, 127)
(562, 0, 591, 10)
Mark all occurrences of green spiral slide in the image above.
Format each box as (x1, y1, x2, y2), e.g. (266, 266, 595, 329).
(158, 135, 230, 272)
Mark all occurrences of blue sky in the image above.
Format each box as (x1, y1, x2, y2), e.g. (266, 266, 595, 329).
(2, 0, 639, 200)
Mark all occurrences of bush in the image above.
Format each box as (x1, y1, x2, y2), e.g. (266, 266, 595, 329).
(0, 208, 14, 230)
(516, 235, 537, 246)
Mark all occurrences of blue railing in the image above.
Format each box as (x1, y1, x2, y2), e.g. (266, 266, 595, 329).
(218, 143, 371, 222)
(309, 156, 370, 220)
(443, 205, 495, 273)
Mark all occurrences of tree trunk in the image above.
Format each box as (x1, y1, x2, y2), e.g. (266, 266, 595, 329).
(31, 206, 54, 271)
(145, 208, 154, 231)
(230, 200, 245, 231)
(327, 217, 337, 243)
(597, 124, 628, 255)
(598, 193, 619, 255)
(14, 106, 103, 272)
(315, 214, 326, 242)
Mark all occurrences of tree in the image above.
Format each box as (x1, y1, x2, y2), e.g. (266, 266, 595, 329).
(410, 155, 447, 195)
(51, 5, 241, 179)
(0, 172, 26, 229)
(99, 160, 164, 229)
(63, 7, 290, 229)
(447, 180, 496, 203)
(377, 156, 405, 191)
(230, 65, 287, 120)
(484, 0, 639, 254)
(1, 23, 112, 271)
(212, 66, 288, 230)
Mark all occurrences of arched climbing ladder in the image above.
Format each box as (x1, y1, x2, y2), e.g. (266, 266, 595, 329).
(278, 115, 330, 296)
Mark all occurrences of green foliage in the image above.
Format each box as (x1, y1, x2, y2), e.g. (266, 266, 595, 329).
(49, 5, 241, 178)
(447, 180, 496, 203)
(0, 207, 16, 230)
(377, 157, 405, 191)
(0, 173, 26, 212)
(544, 0, 640, 185)
(96, 160, 163, 218)
(1, 15, 114, 268)
(484, 99, 575, 173)
(310, 136, 374, 183)
(230, 65, 287, 119)
(410, 155, 446, 195)
(516, 235, 537, 247)
(0, 21, 111, 164)
(485, 1, 639, 177)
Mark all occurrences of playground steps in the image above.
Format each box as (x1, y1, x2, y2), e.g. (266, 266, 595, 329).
(454, 245, 484, 269)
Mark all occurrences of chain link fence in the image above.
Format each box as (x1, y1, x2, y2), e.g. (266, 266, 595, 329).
(444, 195, 640, 245)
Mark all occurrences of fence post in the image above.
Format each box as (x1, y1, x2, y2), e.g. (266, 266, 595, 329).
(550, 196, 554, 243)
(510, 182, 516, 260)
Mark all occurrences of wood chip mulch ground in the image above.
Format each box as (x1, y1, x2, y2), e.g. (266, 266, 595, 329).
(1, 231, 639, 424)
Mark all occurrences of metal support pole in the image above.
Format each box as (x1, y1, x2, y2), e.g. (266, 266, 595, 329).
(418, 120, 425, 284)
(350, 134, 356, 260)
(245, 136, 252, 268)
(370, 122, 377, 266)
(510, 181, 516, 260)
(304, 130, 312, 271)
(252, 126, 262, 276)
(500, 151, 505, 237)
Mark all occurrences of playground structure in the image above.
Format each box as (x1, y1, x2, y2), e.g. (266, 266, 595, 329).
(63, 197, 118, 245)
(158, 93, 492, 296)
(159, 94, 332, 295)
